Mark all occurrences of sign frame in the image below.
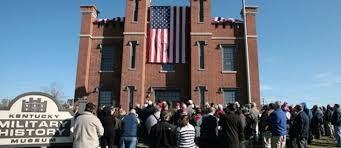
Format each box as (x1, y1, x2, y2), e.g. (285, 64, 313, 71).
(0, 92, 75, 148)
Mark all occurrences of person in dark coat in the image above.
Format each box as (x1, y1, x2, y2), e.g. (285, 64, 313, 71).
(199, 107, 219, 148)
(259, 104, 273, 148)
(218, 103, 244, 148)
(311, 105, 324, 139)
(301, 102, 313, 144)
(148, 111, 177, 148)
(331, 104, 341, 147)
(291, 104, 309, 148)
(324, 104, 334, 137)
(99, 106, 116, 148)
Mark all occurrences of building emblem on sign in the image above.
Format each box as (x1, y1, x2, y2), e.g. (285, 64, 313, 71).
(22, 98, 47, 112)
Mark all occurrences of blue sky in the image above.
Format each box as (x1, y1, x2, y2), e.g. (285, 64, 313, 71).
(0, 0, 340, 107)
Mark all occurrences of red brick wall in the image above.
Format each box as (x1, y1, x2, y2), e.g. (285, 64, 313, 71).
(245, 6, 260, 105)
(75, 1, 261, 110)
(119, 0, 150, 109)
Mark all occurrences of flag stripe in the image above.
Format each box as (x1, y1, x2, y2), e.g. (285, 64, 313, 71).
(163, 29, 170, 63)
(148, 6, 187, 64)
(169, 6, 174, 63)
(159, 29, 163, 63)
(162, 29, 168, 63)
(156, 29, 162, 62)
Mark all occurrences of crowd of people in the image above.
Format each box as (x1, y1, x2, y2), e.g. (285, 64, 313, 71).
(72, 100, 341, 148)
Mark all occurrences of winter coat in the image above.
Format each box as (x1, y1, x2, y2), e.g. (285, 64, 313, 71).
(311, 109, 324, 127)
(331, 108, 341, 126)
(200, 114, 218, 143)
(302, 102, 313, 122)
(99, 115, 116, 139)
(291, 111, 310, 139)
(267, 108, 287, 136)
(149, 121, 177, 148)
(121, 113, 139, 137)
(73, 112, 104, 148)
(218, 111, 244, 148)
(146, 111, 161, 134)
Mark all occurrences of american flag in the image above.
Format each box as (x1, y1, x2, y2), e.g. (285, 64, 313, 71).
(148, 6, 188, 63)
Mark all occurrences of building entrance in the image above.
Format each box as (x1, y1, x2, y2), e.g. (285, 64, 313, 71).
(154, 89, 181, 106)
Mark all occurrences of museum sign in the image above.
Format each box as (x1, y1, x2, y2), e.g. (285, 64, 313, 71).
(0, 92, 74, 147)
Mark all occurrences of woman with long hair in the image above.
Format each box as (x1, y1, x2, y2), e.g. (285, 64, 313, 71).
(176, 114, 197, 148)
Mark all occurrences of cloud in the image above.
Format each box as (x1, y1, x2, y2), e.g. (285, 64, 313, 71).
(314, 72, 333, 79)
(314, 72, 341, 87)
(260, 84, 273, 91)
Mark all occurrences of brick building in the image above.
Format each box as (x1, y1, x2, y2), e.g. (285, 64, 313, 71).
(75, 0, 260, 110)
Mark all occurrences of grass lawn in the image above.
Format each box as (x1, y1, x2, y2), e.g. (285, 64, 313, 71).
(309, 136, 338, 148)
(137, 136, 339, 148)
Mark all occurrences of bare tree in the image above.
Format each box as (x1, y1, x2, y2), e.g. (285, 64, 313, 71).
(0, 98, 10, 108)
(41, 82, 64, 100)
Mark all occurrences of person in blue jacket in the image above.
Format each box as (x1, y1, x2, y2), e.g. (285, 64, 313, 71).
(120, 109, 140, 148)
(267, 101, 287, 148)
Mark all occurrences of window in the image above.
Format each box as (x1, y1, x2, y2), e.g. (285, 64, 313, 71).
(133, 0, 139, 22)
(198, 86, 206, 107)
(161, 64, 175, 72)
(129, 41, 137, 69)
(221, 45, 236, 71)
(99, 91, 112, 107)
(127, 86, 135, 109)
(223, 89, 236, 105)
(154, 89, 181, 103)
(199, 0, 204, 22)
(101, 46, 115, 71)
(197, 41, 205, 69)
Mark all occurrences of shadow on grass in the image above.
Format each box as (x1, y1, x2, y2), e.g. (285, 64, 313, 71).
(309, 136, 337, 148)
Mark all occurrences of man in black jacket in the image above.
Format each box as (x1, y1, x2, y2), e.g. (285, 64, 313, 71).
(148, 111, 177, 148)
(99, 107, 116, 148)
(199, 107, 219, 148)
(311, 105, 324, 139)
(331, 104, 341, 147)
(291, 104, 309, 148)
(324, 105, 334, 138)
(218, 103, 244, 148)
